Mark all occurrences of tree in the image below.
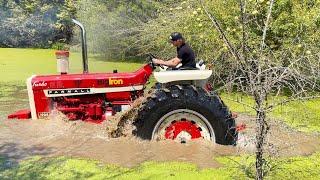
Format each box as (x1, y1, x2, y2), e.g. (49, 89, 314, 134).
(201, 0, 320, 179)
(0, 0, 76, 48)
(75, 0, 159, 59)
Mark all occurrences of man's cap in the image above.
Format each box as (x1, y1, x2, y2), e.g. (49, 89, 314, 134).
(169, 32, 183, 41)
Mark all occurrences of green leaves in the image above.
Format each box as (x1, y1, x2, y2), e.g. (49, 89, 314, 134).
(0, 0, 76, 48)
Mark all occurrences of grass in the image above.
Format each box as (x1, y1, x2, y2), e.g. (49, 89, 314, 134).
(1, 153, 320, 179)
(0, 48, 143, 83)
(0, 48, 146, 101)
(272, 99, 320, 133)
(0, 156, 231, 180)
(215, 152, 320, 179)
(221, 93, 320, 133)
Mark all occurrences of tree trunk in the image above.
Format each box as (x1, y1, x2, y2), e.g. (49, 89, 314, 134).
(255, 109, 267, 180)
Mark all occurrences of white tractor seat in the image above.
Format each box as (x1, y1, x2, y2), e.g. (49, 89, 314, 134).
(153, 70, 212, 83)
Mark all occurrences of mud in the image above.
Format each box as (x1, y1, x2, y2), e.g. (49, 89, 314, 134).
(0, 116, 232, 168)
(1, 91, 320, 169)
(236, 115, 320, 157)
(108, 89, 154, 138)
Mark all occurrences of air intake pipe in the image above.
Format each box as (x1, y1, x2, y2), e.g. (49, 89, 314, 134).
(72, 19, 88, 73)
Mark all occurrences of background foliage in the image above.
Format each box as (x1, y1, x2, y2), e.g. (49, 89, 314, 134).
(0, 0, 76, 48)
(2, 0, 320, 56)
(74, 0, 320, 85)
(1, 0, 319, 82)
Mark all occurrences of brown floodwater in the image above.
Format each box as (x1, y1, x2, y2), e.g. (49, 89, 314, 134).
(1, 89, 319, 168)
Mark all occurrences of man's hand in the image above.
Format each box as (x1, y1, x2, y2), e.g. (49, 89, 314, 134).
(152, 58, 161, 65)
(152, 57, 181, 67)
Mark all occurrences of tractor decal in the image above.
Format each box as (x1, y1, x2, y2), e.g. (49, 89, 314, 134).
(48, 89, 91, 95)
(32, 81, 47, 87)
(43, 85, 144, 98)
(38, 112, 50, 118)
(109, 78, 123, 85)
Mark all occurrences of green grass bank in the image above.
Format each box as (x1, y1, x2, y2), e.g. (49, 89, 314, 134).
(0, 48, 143, 83)
(1, 153, 320, 179)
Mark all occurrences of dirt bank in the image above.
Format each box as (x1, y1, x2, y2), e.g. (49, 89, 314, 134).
(236, 115, 320, 157)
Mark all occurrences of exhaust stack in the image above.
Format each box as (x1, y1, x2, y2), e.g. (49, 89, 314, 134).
(72, 19, 88, 73)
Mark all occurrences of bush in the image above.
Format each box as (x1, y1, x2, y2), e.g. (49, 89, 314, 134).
(0, 0, 76, 48)
(75, 0, 319, 85)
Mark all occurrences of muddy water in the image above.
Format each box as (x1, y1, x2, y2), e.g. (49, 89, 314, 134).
(0, 115, 236, 168)
(237, 115, 320, 157)
(1, 90, 320, 168)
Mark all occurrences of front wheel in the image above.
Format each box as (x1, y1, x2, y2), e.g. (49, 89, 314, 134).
(133, 85, 237, 145)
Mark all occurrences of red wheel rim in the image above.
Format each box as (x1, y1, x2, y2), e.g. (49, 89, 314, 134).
(165, 119, 202, 140)
(152, 109, 214, 142)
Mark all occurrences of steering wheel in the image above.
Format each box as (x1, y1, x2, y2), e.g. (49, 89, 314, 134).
(147, 53, 156, 69)
(147, 53, 165, 69)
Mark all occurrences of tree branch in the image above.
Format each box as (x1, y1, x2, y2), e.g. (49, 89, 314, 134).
(260, 0, 274, 50)
(200, 0, 241, 62)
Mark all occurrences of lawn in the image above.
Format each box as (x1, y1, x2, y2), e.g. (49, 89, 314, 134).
(0, 48, 319, 179)
(221, 93, 320, 133)
(0, 48, 145, 101)
(1, 153, 320, 179)
(0, 48, 143, 83)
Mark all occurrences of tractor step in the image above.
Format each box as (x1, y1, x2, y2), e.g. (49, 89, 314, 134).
(8, 109, 31, 119)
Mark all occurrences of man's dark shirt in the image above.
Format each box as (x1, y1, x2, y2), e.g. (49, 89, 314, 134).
(177, 43, 196, 68)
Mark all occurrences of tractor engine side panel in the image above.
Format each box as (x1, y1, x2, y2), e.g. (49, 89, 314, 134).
(27, 64, 153, 120)
(33, 89, 52, 118)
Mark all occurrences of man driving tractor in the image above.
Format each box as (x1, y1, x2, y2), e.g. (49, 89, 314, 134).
(152, 32, 196, 69)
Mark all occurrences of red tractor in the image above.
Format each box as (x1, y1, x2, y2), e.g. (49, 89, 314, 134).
(9, 19, 238, 145)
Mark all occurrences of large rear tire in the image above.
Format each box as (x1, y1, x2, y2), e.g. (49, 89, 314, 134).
(133, 85, 237, 145)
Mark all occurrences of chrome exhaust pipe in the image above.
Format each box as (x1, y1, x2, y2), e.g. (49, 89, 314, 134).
(72, 19, 88, 73)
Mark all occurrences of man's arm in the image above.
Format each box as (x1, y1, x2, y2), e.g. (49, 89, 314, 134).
(153, 57, 181, 67)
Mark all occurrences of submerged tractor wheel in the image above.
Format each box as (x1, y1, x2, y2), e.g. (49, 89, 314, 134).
(133, 85, 237, 145)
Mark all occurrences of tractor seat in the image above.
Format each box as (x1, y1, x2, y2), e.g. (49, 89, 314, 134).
(170, 66, 199, 71)
(177, 66, 199, 70)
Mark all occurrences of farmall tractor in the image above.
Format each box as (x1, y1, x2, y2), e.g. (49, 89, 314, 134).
(8, 20, 238, 145)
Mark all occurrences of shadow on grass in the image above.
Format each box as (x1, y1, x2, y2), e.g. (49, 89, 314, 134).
(0, 142, 124, 179)
(0, 142, 57, 179)
(0, 142, 54, 167)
